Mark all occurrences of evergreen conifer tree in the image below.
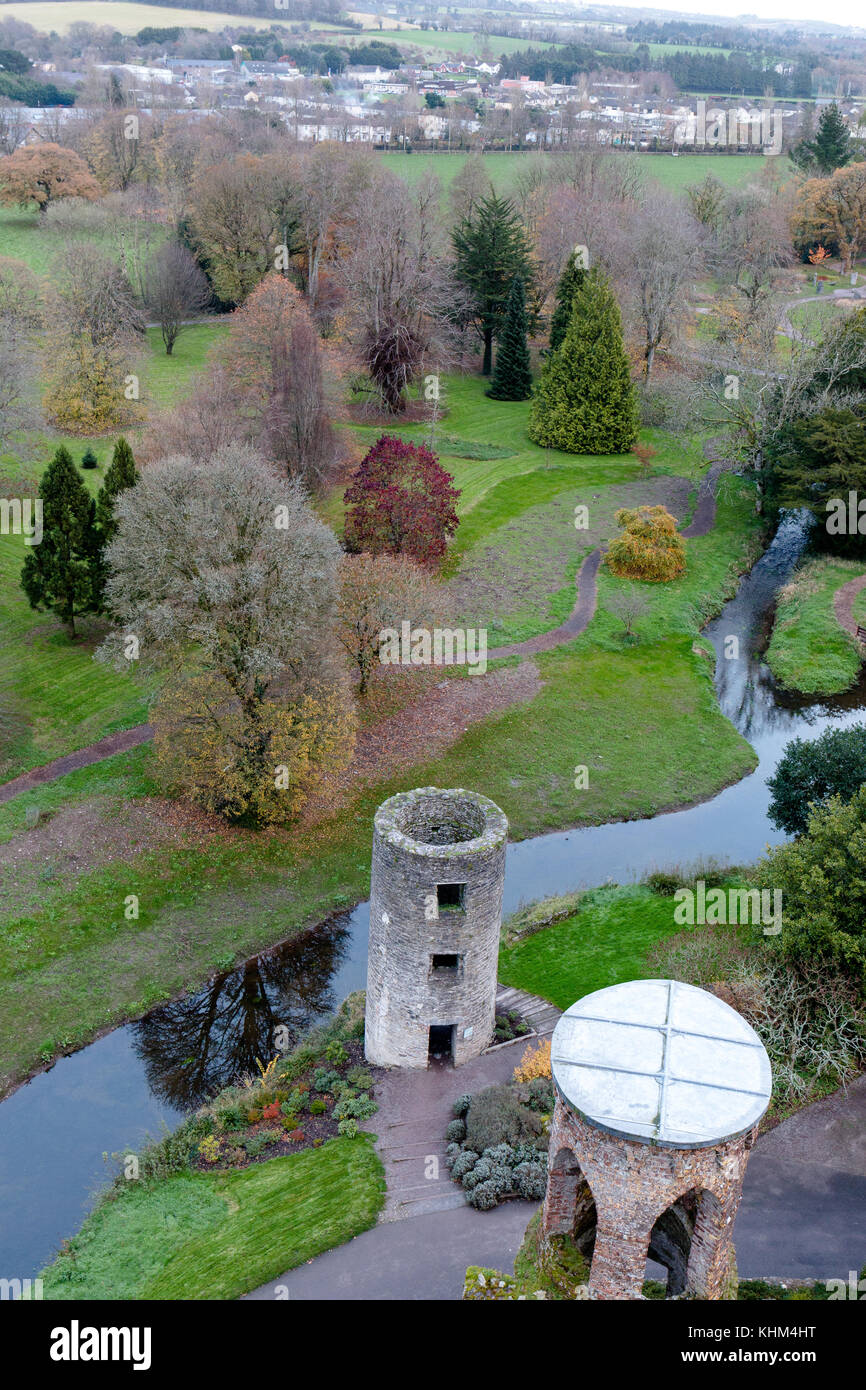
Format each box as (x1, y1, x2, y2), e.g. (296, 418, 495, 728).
(549, 250, 587, 353)
(486, 276, 532, 401)
(452, 193, 533, 374)
(92, 436, 139, 610)
(810, 102, 852, 175)
(529, 267, 638, 455)
(20, 446, 100, 637)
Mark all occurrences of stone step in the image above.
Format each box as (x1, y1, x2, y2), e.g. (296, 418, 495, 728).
(379, 1190, 467, 1223)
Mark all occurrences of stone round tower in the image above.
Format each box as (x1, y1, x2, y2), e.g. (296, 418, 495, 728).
(365, 787, 508, 1069)
(542, 979, 772, 1299)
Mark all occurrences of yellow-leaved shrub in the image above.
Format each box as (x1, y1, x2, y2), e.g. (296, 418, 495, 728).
(152, 673, 356, 825)
(513, 1039, 551, 1083)
(604, 505, 686, 582)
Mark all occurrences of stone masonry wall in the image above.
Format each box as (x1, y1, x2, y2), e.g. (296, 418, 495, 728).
(542, 1095, 755, 1300)
(365, 788, 508, 1069)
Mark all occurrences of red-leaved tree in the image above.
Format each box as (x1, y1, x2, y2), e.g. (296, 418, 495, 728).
(343, 435, 460, 566)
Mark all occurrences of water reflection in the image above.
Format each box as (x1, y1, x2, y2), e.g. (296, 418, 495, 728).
(6, 506, 866, 1279)
(131, 916, 351, 1109)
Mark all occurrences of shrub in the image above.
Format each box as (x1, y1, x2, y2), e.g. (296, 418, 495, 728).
(288, 1128, 305, 1143)
(325, 1040, 348, 1066)
(261, 1101, 281, 1121)
(645, 869, 682, 896)
(469, 1180, 504, 1210)
(513, 1040, 551, 1084)
(464, 1085, 541, 1153)
(347, 1066, 374, 1090)
(445, 1118, 467, 1143)
(197, 1135, 222, 1164)
(513, 1161, 547, 1201)
(452, 1094, 472, 1118)
(766, 725, 866, 836)
(333, 1092, 378, 1122)
(215, 1102, 246, 1131)
(450, 1150, 478, 1181)
(343, 435, 460, 567)
(338, 1118, 359, 1138)
(605, 506, 686, 582)
(313, 1068, 341, 1093)
(81, 447, 98, 469)
(309, 1099, 326, 1116)
(525, 1077, 555, 1114)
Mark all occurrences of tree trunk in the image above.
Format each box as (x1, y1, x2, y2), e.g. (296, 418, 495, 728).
(482, 326, 493, 375)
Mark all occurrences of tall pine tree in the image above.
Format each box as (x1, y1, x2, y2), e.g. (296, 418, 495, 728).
(529, 266, 638, 456)
(811, 102, 852, 174)
(92, 436, 139, 611)
(20, 446, 100, 637)
(452, 193, 533, 374)
(486, 276, 532, 401)
(549, 250, 587, 354)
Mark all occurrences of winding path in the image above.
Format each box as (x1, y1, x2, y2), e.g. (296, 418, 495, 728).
(833, 572, 866, 641)
(0, 462, 725, 803)
(488, 460, 725, 662)
(0, 724, 154, 806)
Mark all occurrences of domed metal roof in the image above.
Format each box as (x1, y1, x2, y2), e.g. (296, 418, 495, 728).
(550, 979, 772, 1149)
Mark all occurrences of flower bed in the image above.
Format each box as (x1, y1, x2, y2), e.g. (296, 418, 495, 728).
(444, 1051, 555, 1209)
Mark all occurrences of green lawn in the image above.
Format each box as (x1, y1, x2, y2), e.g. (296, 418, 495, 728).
(765, 556, 864, 696)
(1, 382, 761, 1090)
(37, 1137, 385, 1301)
(367, 27, 552, 56)
(498, 884, 683, 1007)
(0, 321, 227, 780)
(380, 150, 773, 198)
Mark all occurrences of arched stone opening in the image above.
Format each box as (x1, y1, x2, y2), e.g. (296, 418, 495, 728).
(647, 1187, 700, 1297)
(542, 1144, 597, 1255)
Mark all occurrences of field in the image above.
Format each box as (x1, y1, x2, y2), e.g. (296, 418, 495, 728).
(0, 1, 289, 32)
(365, 27, 552, 57)
(498, 884, 683, 1007)
(380, 150, 776, 198)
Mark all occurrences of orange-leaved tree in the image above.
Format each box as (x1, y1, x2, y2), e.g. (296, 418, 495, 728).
(605, 505, 686, 582)
(0, 143, 99, 212)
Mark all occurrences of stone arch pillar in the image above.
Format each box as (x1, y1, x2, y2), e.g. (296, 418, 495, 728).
(541, 980, 771, 1300)
(686, 1186, 743, 1299)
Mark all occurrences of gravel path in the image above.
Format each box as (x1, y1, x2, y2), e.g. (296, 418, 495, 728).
(489, 459, 724, 662)
(833, 572, 866, 639)
(0, 725, 154, 806)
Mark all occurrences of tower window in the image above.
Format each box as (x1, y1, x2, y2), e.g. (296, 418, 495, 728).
(437, 882, 466, 912)
(430, 953, 461, 974)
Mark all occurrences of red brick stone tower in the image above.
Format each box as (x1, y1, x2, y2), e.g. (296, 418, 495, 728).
(541, 979, 772, 1300)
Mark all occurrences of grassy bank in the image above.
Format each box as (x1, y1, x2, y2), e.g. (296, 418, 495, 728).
(1, 375, 762, 1091)
(37, 1136, 385, 1301)
(498, 884, 683, 1007)
(765, 556, 864, 695)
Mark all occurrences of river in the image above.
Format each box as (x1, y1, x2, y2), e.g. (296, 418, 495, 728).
(3, 509, 866, 1279)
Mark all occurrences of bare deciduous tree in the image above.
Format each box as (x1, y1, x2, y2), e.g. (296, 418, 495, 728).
(337, 552, 445, 697)
(146, 240, 210, 355)
(334, 169, 461, 412)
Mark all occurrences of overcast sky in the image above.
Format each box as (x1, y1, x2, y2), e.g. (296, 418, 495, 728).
(602, 0, 864, 28)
